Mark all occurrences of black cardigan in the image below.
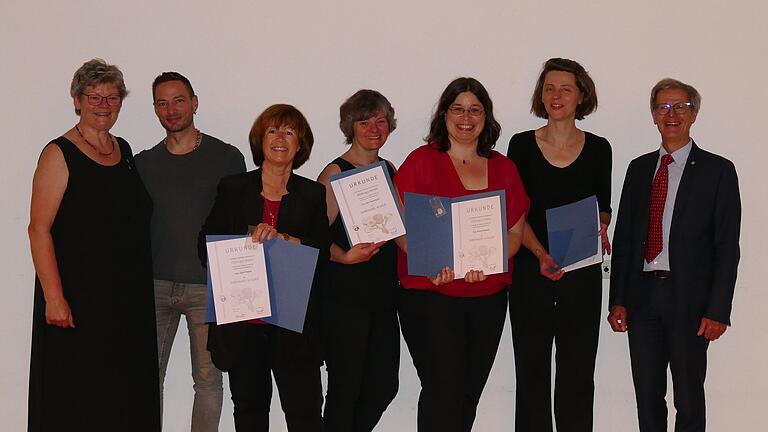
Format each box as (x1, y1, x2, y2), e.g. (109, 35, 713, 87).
(198, 169, 330, 371)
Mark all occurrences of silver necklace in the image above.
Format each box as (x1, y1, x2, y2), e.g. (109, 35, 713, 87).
(263, 198, 279, 226)
(163, 129, 202, 153)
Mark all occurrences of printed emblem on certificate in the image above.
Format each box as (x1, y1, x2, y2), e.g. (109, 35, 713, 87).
(329, 160, 406, 245)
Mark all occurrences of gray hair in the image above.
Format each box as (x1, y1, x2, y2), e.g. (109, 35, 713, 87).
(339, 89, 396, 144)
(650, 78, 701, 113)
(70, 58, 129, 115)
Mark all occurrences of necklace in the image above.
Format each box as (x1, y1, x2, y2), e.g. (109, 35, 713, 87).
(75, 124, 115, 157)
(263, 198, 280, 227)
(163, 129, 202, 154)
(449, 152, 476, 165)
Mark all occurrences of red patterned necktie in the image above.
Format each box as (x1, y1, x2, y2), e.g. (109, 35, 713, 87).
(645, 154, 674, 263)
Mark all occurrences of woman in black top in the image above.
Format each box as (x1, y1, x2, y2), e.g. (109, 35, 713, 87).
(316, 90, 400, 432)
(28, 58, 160, 431)
(506, 58, 612, 432)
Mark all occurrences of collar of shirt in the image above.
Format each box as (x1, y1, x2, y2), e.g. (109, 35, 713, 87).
(659, 139, 693, 169)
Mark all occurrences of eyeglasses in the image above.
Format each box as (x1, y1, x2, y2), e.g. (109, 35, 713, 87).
(654, 102, 694, 116)
(448, 105, 485, 117)
(82, 93, 122, 107)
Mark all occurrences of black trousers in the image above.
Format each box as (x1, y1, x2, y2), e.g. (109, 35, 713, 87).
(508, 262, 602, 432)
(322, 299, 400, 432)
(628, 276, 709, 432)
(227, 325, 323, 432)
(399, 288, 507, 432)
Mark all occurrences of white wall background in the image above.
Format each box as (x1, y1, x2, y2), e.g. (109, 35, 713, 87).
(1, 1, 766, 430)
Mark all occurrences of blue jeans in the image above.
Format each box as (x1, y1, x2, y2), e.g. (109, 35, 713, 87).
(155, 279, 223, 432)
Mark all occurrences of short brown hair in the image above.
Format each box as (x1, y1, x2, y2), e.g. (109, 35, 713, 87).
(249, 104, 314, 169)
(650, 78, 701, 113)
(530, 58, 597, 120)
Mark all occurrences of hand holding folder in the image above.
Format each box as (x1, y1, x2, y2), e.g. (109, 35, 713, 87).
(205, 235, 318, 333)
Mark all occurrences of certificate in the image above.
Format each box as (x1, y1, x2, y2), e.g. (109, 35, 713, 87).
(205, 236, 271, 325)
(405, 190, 508, 278)
(205, 235, 319, 333)
(329, 160, 406, 245)
(546, 195, 602, 272)
(451, 194, 506, 276)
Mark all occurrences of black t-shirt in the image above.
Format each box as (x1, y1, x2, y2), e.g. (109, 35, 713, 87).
(506, 130, 612, 263)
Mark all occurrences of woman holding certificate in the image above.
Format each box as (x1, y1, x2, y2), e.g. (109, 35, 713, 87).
(394, 77, 529, 431)
(27, 59, 160, 430)
(506, 58, 612, 432)
(317, 90, 400, 432)
(200, 104, 329, 431)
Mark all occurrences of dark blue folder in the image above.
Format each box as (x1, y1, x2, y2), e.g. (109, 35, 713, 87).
(404, 190, 507, 277)
(545, 195, 599, 268)
(204, 235, 318, 333)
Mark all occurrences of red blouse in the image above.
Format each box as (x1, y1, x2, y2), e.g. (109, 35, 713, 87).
(394, 144, 530, 297)
(249, 197, 282, 325)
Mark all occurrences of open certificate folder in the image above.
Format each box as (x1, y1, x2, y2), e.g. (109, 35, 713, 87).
(205, 236, 271, 325)
(404, 190, 508, 278)
(329, 160, 405, 245)
(545, 195, 602, 272)
(204, 235, 319, 333)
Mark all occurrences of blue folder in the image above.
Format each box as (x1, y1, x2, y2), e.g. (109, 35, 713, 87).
(404, 190, 507, 277)
(545, 195, 599, 268)
(204, 235, 319, 333)
(328, 160, 404, 245)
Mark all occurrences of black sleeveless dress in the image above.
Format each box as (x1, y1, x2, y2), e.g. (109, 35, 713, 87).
(326, 157, 398, 310)
(28, 137, 160, 431)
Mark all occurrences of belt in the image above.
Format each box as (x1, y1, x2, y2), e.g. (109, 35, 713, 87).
(644, 270, 671, 280)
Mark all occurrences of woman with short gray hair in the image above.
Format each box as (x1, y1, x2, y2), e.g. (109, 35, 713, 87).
(27, 58, 160, 431)
(317, 89, 400, 431)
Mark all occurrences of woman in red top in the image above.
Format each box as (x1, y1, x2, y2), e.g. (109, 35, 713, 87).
(394, 77, 529, 431)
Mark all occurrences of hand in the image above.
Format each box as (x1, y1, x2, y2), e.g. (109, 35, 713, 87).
(697, 317, 728, 341)
(463, 269, 487, 283)
(343, 242, 383, 264)
(250, 223, 278, 244)
(538, 253, 564, 281)
(600, 223, 612, 255)
(607, 305, 627, 332)
(45, 296, 75, 328)
(429, 266, 454, 286)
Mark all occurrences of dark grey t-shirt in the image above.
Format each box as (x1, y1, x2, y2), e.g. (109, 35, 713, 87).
(135, 133, 246, 284)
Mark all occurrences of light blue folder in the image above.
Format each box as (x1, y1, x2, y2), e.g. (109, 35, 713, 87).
(545, 195, 599, 268)
(204, 235, 319, 333)
(404, 190, 508, 277)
